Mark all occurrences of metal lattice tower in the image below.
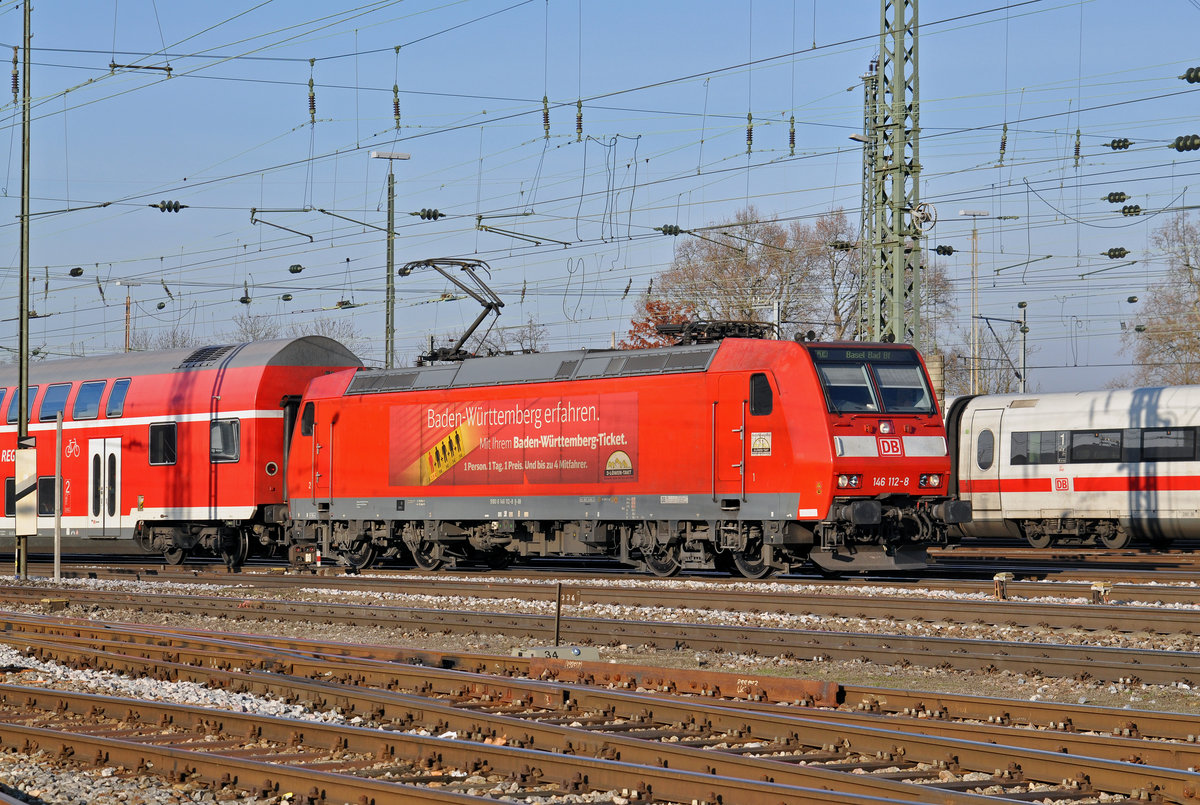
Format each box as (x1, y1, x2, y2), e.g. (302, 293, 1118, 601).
(866, 0, 923, 348)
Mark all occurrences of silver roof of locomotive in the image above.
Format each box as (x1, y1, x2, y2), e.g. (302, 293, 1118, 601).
(346, 343, 720, 394)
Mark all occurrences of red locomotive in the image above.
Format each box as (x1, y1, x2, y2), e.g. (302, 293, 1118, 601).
(1, 331, 967, 575)
(0, 337, 361, 565)
(286, 334, 968, 575)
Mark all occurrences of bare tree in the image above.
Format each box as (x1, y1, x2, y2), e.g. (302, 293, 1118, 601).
(1119, 213, 1200, 386)
(655, 206, 820, 334)
(288, 316, 366, 354)
(129, 325, 204, 351)
(228, 313, 282, 342)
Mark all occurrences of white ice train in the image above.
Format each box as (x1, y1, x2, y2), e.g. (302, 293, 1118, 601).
(946, 386, 1200, 548)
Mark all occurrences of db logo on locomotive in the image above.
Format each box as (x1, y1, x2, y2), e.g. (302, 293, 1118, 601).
(877, 437, 904, 457)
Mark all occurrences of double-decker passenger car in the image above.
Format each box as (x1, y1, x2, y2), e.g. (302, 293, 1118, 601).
(286, 338, 969, 574)
(0, 337, 361, 564)
(947, 386, 1200, 548)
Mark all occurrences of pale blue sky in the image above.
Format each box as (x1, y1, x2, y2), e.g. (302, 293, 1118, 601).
(0, 0, 1196, 390)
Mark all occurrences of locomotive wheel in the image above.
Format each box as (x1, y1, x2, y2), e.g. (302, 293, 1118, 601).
(163, 545, 186, 565)
(730, 547, 774, 579)
(341, 540, 378, 571)
(220, 531, 250, 570)
(641, 543, 681, 577)
(1024, 529, 1053, 549)
(1098, 531, 1131, 549)
(411, 539, 446, 571)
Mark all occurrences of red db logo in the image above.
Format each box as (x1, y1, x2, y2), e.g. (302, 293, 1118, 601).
(1055, 477, 1070, 491)
(878, 437, 903, 456)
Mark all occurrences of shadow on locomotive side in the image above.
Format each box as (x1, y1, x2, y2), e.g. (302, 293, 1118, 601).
(0, 323, 970, 578)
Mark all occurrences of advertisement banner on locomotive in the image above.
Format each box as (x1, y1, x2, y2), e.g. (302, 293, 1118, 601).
(389, 392, 640, 487)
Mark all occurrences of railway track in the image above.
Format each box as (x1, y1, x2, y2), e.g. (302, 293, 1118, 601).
(3, 573, 1200, 685)
(0, 613, 1194, 803)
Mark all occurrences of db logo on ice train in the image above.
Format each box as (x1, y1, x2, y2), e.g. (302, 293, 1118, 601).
(877, 437, 904, 457)
(1055, 477, 1070, 491)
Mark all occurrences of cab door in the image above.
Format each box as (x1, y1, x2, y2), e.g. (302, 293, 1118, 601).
(715, 374, 746, 502)
(87, 438, 122, 537)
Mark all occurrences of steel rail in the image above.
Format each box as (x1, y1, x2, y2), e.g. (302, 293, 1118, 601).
(2, 617, 1195, 803)
(5, 586, 1196, 685)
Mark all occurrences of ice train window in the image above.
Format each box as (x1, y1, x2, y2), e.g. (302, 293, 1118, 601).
(976, 429, 994, 471)
(1071, 430, 1121, 463)
(1141, 428, 1195, 462)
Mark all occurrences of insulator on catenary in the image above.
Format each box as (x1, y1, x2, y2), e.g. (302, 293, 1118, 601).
(1121, 205, 1141, 216)
(1182, 66, 1200, 83)
(1170, 134, 1200, 152)
(999, 123, 1007, 164)
(789, 114, 795, 156)
(659, 224, 683, 236)
(935, 245, 954, 256)
(1104, 192, 1128, 203)
(1073, 128, 1081, 167)
(1102, 247, 1129, 259)
(10, 46, 17, 103)
(746, 112, 753, 154)
(308, 59, 316, 124)
(1109, 138, 1131, 150)
(393, 84, 401, 130)
(542, 95, 550, 139)
(576, 99, 583, 143)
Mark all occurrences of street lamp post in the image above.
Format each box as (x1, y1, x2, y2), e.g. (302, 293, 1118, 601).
(370, 150, 410, 370)
(959, 210, 989, 394)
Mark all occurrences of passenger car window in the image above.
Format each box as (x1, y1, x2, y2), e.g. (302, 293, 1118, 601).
(749, 373, 773, 416)
(38, 383, 72, 422)
(6, 386, 37, 424)
(73, 381, 107, 420)
(210, 419, 240, 463)
(976, 429, 995, 471)
(149, 422, 177, 465)
(1071, 430, 1121, 463)
(106, 378, 131, 418)
(37, 477, 56, 516)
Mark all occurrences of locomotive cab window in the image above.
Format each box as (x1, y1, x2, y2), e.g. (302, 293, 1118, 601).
(106, 378, 131, 418)
(876, 365, 934, 415)
(210, 419, 240, 463)
(300, 402, 315, 437)
(749, 373, 773, 415)
(816, 365, 878, 412)
(149, 422, 177, 466)
(73, 381, 106, 420)
(38, 383, 72, 422)
(6, 385, 37, 424)
(976, 429, 995, 471)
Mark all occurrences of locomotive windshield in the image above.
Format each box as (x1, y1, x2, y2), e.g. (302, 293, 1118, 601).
(808, 346, 935, 415)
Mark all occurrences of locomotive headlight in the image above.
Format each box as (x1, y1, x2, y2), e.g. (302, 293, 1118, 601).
(919, 473, 942, 488)
(837, 474, 862, 489)
(878, 420, 894, 434)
